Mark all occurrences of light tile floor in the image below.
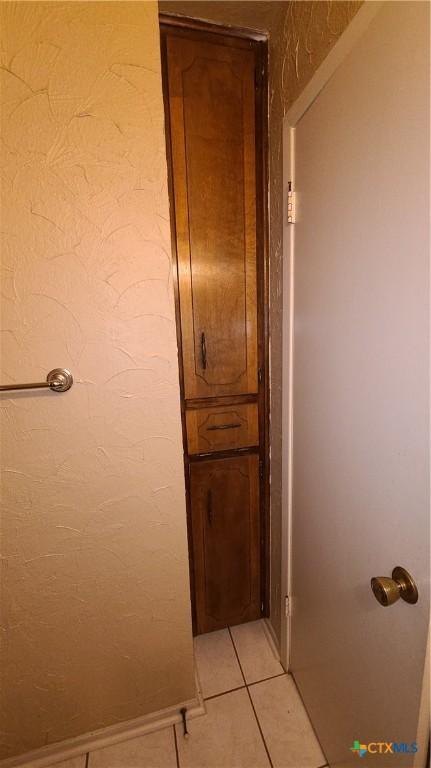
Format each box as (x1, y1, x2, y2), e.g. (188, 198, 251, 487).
(50, 620, 327, 768)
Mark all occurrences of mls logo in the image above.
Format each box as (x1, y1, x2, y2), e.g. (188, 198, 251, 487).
(351, 740, 368, 758)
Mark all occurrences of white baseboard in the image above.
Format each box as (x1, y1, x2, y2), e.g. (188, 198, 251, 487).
(262, 618, 282, 664)
(2, 671, 205, 768)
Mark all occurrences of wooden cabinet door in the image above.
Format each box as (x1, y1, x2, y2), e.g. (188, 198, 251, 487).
(190, 454, 260, 633)
(166, 34, 258, 399)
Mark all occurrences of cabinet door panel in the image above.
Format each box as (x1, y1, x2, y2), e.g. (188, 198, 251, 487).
(190, 454, 260, 633)
(166, 35, 258, 398)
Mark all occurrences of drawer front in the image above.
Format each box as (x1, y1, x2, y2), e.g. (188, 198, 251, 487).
(186, 403, 259, 455)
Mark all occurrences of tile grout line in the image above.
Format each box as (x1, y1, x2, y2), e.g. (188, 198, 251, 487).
(227, 627, 247, 686)
(204, 683, 246, 702)
(244, 685, 275, 768)
(173, 723, 180, 768)
(228, 627, 274, 768)
(247, 671, 287, 687)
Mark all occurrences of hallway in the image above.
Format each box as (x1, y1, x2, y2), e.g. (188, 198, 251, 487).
(50, 621, 326, 768)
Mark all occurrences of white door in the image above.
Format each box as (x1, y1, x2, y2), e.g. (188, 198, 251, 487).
(289, 2, 429, 766)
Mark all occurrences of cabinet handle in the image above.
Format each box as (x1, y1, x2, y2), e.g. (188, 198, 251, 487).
(207, 422, 242, 431)
(207, 489, 213, 527)
(200, 331, 207, 370)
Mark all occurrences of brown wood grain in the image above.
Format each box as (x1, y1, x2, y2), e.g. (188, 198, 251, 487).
(190, 454, 261, 633)
(159, 13, 267, 42)
(185, 393, 258, 409)
(161, 19, 269, 634)
(186, 402, 259, 454)
(166, 34, 258, 399)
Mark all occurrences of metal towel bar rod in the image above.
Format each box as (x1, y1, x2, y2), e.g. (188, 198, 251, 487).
(0, 368, 73, 393)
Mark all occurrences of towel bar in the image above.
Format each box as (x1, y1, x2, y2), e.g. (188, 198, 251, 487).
(0, 368, 73, 393)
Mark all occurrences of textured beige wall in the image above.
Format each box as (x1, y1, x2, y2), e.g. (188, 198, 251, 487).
(0, 1, 195, 759)
(160, 0, 362, 644)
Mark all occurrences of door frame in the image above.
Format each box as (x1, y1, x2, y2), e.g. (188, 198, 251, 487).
(159, 15, 270, 633)
(280, 2, 429, 763)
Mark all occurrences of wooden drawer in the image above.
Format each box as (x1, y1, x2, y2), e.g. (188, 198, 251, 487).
(186, 403, 259, 455)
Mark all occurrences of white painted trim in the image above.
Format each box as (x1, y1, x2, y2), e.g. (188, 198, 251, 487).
(280, 122, 295, 672)
(280, 0, 384, 672)
(286, 1, 383, 127)
(2, 674, 205, 768)
(262, 618, 282, 663)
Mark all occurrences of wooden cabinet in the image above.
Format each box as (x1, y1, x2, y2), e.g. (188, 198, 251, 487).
(190, 455, 261, 633)
(161, 20, 268, 635)
(165, 33, 258, 400)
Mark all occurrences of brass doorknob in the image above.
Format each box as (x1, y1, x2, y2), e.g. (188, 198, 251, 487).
(371, 566, 418, 607)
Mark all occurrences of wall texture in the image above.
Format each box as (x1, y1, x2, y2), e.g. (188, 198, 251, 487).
(159, 0, 363, 643)
(0, 1, 195, 758)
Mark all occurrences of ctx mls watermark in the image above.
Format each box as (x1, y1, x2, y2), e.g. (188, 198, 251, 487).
(350, 740, 418, 757)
